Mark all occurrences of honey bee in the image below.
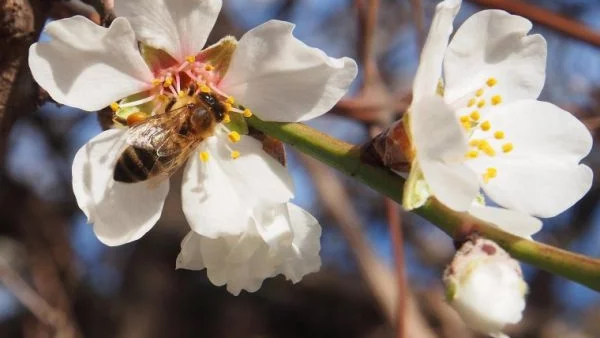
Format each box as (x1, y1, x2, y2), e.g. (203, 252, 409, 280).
(113, 91, 226, 183)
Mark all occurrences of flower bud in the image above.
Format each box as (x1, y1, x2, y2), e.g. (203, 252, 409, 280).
(443, 237, 527, 337)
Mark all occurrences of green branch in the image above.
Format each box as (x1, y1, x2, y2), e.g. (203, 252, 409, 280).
(248, 116, 600, 291)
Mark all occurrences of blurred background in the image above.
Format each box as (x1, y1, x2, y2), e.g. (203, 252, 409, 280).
(0, 0, 599, 337)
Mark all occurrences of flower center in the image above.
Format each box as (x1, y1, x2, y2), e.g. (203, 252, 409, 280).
(110, 55, 254, 161)
(459, 77, 513, 183)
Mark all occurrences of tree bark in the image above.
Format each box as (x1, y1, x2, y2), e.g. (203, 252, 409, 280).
(0, 0, 51, 164)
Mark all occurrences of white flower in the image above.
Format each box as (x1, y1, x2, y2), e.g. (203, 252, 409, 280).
(404, 0, 593, 223)
(176, 203, 321, 295)
(29, 0, 357, 293)
(444, 238, 527, 338)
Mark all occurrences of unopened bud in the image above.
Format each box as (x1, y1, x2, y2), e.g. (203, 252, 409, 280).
(443, 237, 527, 338)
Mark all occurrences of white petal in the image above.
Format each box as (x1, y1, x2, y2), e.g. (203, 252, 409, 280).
(467, 100, 593, 217)
(175, 231, 205, 270)
(253, 203, 293, 250)
(279, 203, 322, 283)
(469, 205, 542, 238)
(411, 96, 479, 211)
(412, 0, 461, 102)
(72, 130, 169, 246)
(115, 0, 222, 61)
(177, 203, 321, 295)
(453, 260, 525, 335)
(29, 17, 154, 111)
(181, 134, 294, 238)
(219, 20, 357, 122)
(444, 10, 547, 105)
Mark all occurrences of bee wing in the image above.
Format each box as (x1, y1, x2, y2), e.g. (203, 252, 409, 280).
(125, 109, 190, 156)
(148, 137, 203, 178)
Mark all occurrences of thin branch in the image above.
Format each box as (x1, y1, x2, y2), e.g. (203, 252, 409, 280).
(246, 116, 600, 291)
(370, 125, 407, 338)
(0, 259, 76, 337)
(385, 198, 406, 338)
(50, 0, 100, 23)
(301, 154, 396, 322)
(300, 154, 436, 338)
(355, 0, 379, 86)
(409, 0, 425, 50)
(468, 0, 600, 48)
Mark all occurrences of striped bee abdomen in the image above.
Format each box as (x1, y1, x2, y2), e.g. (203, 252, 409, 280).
(114, 146, 160, 183)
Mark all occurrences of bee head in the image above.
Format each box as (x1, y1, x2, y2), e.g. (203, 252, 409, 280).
(198, 92, 226, 122)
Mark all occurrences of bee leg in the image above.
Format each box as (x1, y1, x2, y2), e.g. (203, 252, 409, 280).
(164, 97, 176, 113)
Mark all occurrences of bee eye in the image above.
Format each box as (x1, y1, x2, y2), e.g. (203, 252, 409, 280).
(212, 105, 225, 122)
(199, 93, 216, 105)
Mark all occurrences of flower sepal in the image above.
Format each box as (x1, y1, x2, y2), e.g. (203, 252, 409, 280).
(197, 36, 238, 80)
(140, 43, 179, 74)
(224, 108, 249, 135)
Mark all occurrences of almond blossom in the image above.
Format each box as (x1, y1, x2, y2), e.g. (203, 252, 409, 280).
(28, 0, 357, 294)
(403, 0, 592, 235)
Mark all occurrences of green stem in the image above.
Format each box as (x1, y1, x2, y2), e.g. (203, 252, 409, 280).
(248, 116, 600, 291)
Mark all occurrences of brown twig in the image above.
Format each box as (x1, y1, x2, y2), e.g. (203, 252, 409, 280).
(409, 0, 425, 50)
(370, 124, 407, 338)
(468, 0, 600, 48)
(50, 0, 101, 23)
(300, 154, 435, 337)
(385, 198, 406, 337)
(356, 0, 379, 86)
(0, 259, 77, 337)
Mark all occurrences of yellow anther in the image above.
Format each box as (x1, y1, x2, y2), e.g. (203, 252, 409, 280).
(110, 102, 120, 112)
(223, 113, 231, 123)
(469, 111, 480, 121)
(481, 120, 491, 131)
(467, 98, 476, 108)
(204, 64, 214, 71)
(158, 94, 169, 102)
(494, 131, 505, 139)
(477, 140, 496, 156)
(199, 84, 211, 93)
(483, 167, 498, 183)
(226, 96, 235, 105)
(231, 150, 240, 159)
(178, 90, 186, 97)
(482, 146, 496, 157)
(502, 142, 514, 153)
(475, 88, 484, 97)
(477, 140, 489, 150)
(477, 100, 486, 108)
(461, 121, 471, 130)
(491, 95, 502, 105)
(185, 55, 196, 63)
(199, 151, 210, 162)
(466, 150, 479, 159)
(242, 108, 253, 118)
(228, 131, 241, 143)
(486, 77, 498, 87)
(460, 115, 470, 123)
(163, 76, 173, 88)
(152, 78, 162, 86)
(469, 139, 481, 147)
(224, 102, 233, 113)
